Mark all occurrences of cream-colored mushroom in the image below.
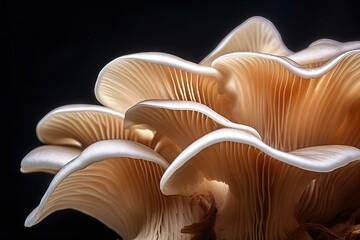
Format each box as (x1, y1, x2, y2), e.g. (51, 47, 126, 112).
(200, 16, 292, 66)
(21, 105, 205, 239)
(95, 52, 236, 121)
(160, 128, 360, 239)
(22, 16, 360, 240)
(212, 50, 360, 151)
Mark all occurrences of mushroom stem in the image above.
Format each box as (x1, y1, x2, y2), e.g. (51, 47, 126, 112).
(290, 208, 360, 239)
(181, 192, 218, 240)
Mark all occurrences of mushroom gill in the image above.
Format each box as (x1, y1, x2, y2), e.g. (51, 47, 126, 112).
(160, 128, 360, 239)
(21, 105, 207, 239)
(212, 50, 360, 151)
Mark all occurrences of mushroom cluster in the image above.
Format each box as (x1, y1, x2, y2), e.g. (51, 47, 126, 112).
(22, 16, 360, 239)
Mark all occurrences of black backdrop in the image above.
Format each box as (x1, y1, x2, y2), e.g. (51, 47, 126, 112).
(5, 0, 360, 239)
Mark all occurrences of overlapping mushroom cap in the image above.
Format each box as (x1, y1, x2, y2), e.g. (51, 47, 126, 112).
(22, 16, 360, 239)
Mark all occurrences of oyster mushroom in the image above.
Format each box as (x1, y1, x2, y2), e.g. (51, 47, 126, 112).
(22, 16, 360, 239)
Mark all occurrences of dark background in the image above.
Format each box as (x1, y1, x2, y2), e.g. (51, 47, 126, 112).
(4, 0, 360, 239)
